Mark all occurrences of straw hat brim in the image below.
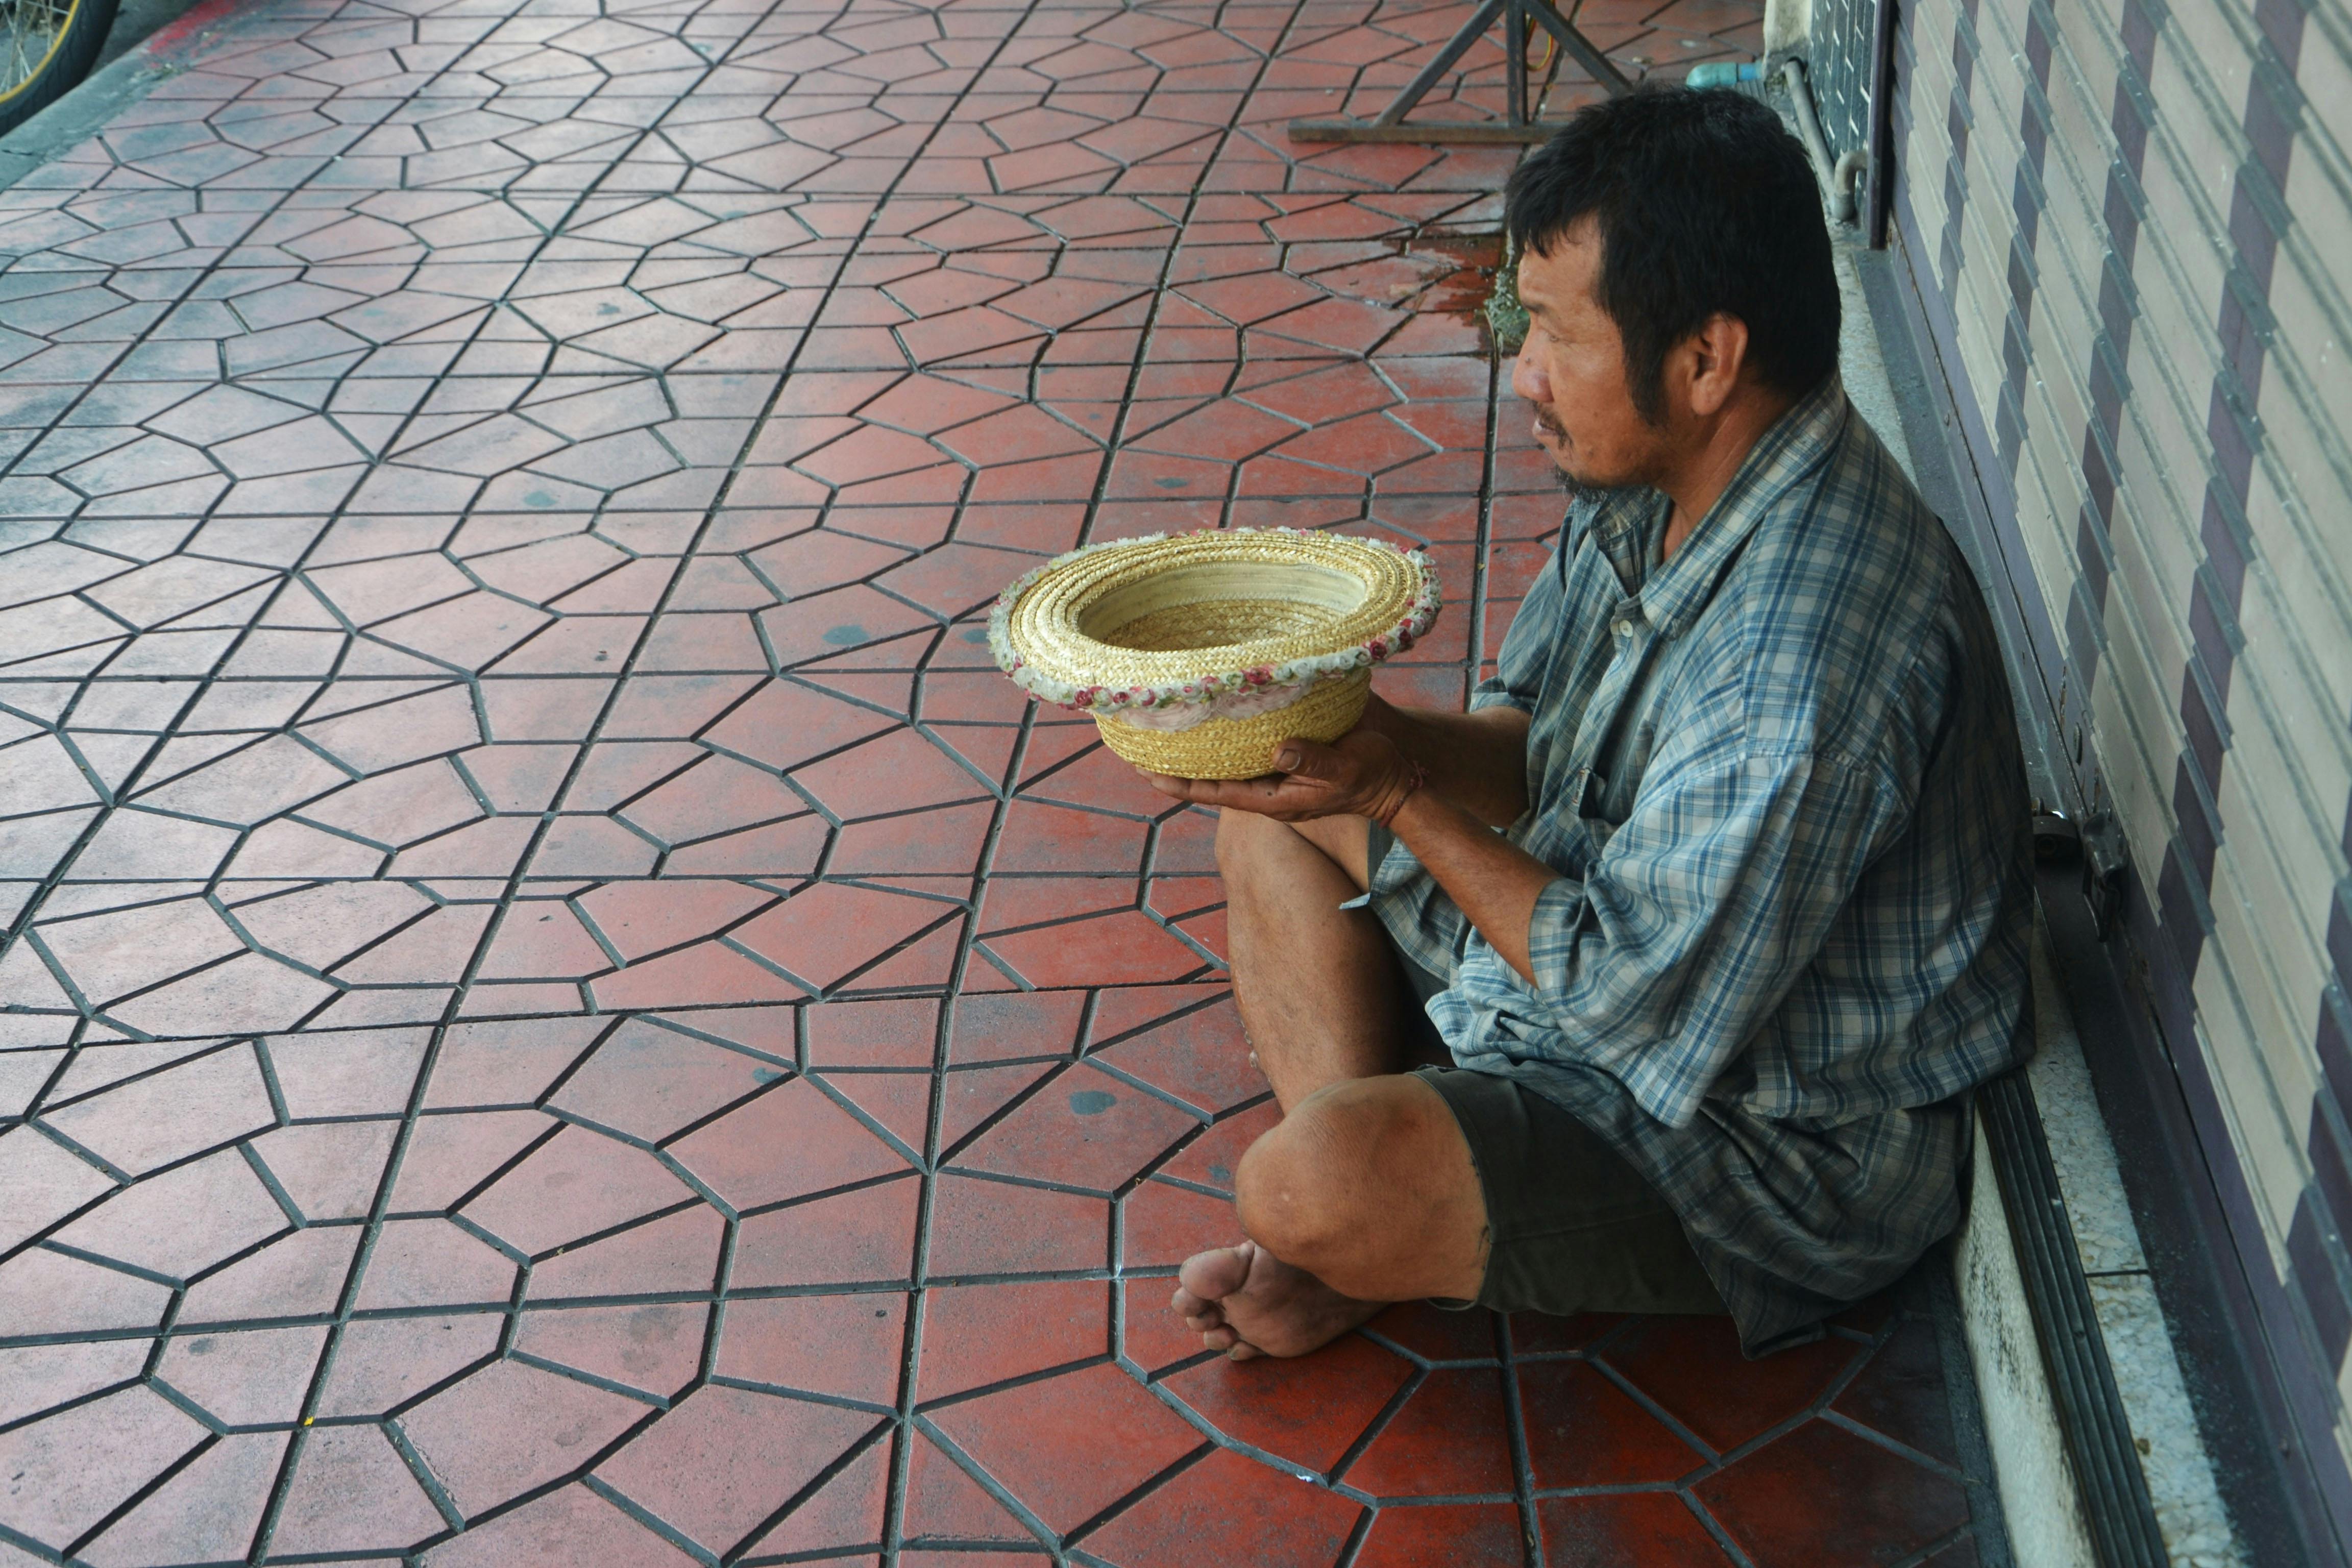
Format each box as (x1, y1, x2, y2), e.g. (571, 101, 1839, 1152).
(989, 528, 1439, 720)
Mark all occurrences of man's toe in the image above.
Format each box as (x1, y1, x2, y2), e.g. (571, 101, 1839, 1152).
(1176, 1241, 1256, 1305)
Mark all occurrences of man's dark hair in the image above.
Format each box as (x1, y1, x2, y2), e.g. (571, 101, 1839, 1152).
(1505, 88, 1840, 422)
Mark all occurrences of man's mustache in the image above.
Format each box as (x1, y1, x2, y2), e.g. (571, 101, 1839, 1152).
(1532, 404, 1566, 438)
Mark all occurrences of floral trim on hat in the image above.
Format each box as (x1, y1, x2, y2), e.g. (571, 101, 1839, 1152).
(988, 527, 1441, 716)
(1100, 677, 1317, 731)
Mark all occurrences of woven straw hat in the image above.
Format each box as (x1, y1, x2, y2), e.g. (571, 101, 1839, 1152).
(990, 528, 1440, 779)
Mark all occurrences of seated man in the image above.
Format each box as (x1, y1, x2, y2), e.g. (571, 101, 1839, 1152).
(1149, 89, 2034, 1360)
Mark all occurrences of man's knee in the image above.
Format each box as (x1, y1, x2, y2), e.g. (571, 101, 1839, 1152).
(1215, 806, 1366, 893)
(1234, 1077, 1432, 1266)
(1214, 806, 1292, 883)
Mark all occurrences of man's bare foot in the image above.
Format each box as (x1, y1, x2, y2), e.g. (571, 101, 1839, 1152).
(1169, 1240, 1382, 1360)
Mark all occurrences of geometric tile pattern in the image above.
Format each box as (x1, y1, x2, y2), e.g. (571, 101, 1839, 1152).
(1, 0, 1979, 1560)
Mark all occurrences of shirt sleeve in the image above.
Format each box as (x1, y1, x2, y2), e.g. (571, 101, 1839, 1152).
(1502, 745, 1900, 1130)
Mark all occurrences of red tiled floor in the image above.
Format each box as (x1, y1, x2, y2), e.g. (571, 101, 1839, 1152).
(1161, 1332, 1414, 1474)
(1341, 1366, 1520, 1499)
(1600, 1311, 1869, 1455)
(0, 0, 2000, 1560)
(1696, 1417, 1974, 1566)
(1358, 1501, 1529, 1566)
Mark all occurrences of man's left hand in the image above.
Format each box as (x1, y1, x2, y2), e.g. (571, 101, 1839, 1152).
(1141, 729, 1419, 823)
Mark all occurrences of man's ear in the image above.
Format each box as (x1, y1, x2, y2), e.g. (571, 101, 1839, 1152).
(1680, 312, 1751, 418)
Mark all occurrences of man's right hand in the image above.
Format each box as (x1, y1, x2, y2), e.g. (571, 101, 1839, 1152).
(1139, 729, 1421, 823)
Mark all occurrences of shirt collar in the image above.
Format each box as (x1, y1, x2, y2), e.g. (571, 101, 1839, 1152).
(1633, 374, 1851, 639)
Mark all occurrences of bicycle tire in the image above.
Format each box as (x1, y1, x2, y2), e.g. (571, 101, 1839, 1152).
(0, 0, 124, 138)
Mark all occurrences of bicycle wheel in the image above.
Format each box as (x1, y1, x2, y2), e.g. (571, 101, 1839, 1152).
(0, 0, 122, 137)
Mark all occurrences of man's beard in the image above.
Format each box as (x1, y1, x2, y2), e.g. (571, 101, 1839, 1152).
(1534, 407, 1611, 509)
(1553, 465, 1609, 510)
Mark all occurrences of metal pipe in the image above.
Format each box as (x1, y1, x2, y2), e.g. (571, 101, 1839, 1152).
(1685, 60, 1761, 88)
(1522, 0, 1634, 95)
(1779, 57, 1857, 225)
(1371, 0, 1505, 127)
(1505, 0, 1529, 125)
(1831, 148, 1870, 224)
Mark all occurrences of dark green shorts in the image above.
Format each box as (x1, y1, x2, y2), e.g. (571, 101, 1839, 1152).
(1413, 1064, 1727, 1317)
(1368, 822, 1724, 1318)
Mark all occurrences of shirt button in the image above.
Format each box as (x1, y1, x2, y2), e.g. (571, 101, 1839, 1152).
(1612, 618, 1633, 638)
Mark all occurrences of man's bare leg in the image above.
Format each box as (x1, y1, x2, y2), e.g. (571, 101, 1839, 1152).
(1214, 808, 1416, 1109)
(1170, 810, 1489, 1358)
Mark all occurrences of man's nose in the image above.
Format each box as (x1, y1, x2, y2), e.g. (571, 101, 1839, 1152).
(1511, 348, 1551, 405)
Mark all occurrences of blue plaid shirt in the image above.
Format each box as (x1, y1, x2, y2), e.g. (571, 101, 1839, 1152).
(1369, 377, 2034, 1353)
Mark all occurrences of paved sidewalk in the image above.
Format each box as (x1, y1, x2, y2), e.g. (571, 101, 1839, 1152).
(0, 0, 1993, 1562)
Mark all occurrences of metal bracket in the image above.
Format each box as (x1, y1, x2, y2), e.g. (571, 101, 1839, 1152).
(2030, 803, 2128, 942)
(1288, 0, 1632, 146)
(2079, 812, 2129, 941)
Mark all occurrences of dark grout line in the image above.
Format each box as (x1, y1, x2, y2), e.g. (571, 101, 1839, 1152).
(1497, 1314, 1549, 1568)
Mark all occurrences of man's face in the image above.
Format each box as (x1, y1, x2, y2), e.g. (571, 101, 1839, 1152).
(1508, 219, 1667, 494)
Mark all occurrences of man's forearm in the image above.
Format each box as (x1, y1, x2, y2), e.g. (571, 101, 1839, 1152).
(1385, 786, 1555, 987)
(1360, 700, 1530, 828)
